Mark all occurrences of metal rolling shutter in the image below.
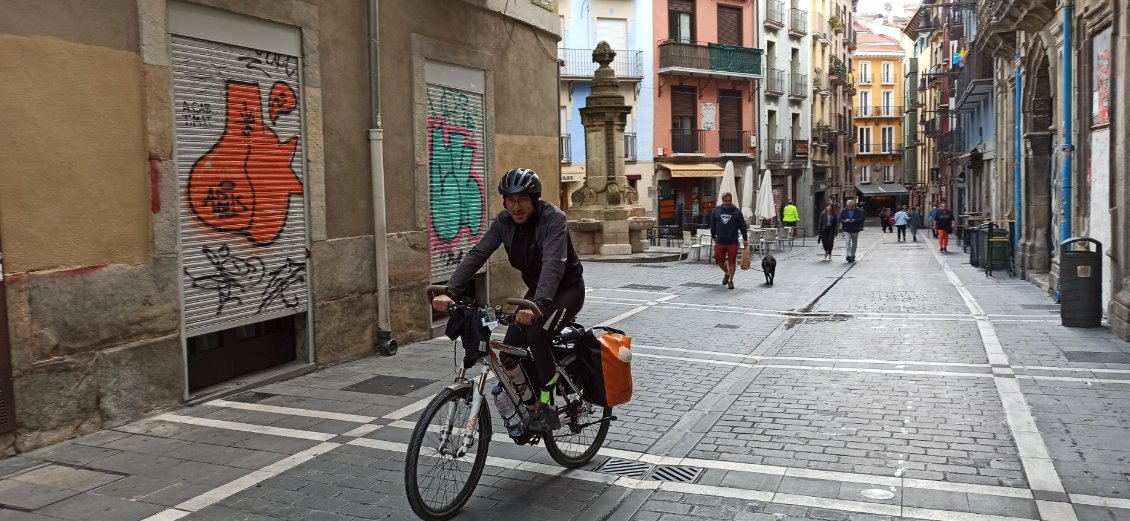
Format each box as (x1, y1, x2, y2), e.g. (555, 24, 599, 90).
(171, 36, 308, 334)
(672, 87, 696, 117)
(719, 90, 742, 130)
(717, 6, 742, 46)
(426, 83, 488, 283)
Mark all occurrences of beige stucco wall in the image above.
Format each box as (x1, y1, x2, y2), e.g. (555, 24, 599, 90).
(0, 35, 150, 273)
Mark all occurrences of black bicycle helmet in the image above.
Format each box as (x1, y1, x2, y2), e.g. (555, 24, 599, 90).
(498, 168, 542, 197)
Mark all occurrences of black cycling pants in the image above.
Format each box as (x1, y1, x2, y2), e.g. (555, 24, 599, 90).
(502, 281, 586, 395)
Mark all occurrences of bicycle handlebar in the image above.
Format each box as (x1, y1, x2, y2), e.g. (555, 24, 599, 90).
(426, 285, 542, 318)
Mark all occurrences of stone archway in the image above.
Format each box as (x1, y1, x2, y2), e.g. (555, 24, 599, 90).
(1018, 48, 1055, 277)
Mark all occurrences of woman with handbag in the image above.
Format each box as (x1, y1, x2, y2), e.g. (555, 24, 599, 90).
(816, 203, 839, 261)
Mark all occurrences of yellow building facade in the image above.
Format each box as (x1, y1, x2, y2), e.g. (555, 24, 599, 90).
(851, 24, 907, 210)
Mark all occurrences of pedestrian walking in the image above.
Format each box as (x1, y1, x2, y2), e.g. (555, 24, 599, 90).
(710, 193, 749, 289)
(817, 203, 838, 261)
(839, 199, 865, 263)
(928, 204, 939, 238)
(907, 206, 923, 241)
(934, 202, 955, 252)
(782, 200, 799, 238)
(879, 207, 891, 233)
(894, 205, 909, 242)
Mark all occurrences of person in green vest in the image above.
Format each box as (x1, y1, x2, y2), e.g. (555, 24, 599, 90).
(782, 200, 800, 238)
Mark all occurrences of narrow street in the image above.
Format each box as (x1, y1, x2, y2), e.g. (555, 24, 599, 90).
(3, 232, 1129, 521)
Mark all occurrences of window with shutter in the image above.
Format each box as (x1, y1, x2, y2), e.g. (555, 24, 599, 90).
(717, 6, 742, 46)
(718, 91, 742, 130)
(672, 87, 697, 119)
(669, 0, 695, 42)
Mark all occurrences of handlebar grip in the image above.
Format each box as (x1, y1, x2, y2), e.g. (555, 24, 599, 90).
(506, 298, 543, 318)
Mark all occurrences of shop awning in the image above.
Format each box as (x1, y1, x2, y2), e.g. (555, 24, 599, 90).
(658, 162, 724, 178)
(856, 182, 909, 196)
(561, 165, 586, 183)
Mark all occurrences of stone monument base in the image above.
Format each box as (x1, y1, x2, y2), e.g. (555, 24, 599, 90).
(567, 206, 656, 256)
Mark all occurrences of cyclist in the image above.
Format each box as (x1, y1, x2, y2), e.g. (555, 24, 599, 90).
(430, 168, 584, 433)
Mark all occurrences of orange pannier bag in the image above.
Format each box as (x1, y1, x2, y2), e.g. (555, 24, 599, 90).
(575, 326, 633, 407)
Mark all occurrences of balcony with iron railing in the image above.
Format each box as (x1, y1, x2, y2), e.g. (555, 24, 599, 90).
(624, 132, 637, 161)
(559, 48, 644, 79)
(789, 9, 808, 37)
(938, 129, 964, 156)
(658, 40, 763, 79)
(671, 128, 705, 154)
(765, 138, 791, 164)
(857, 105, 904, 118)
(955, 48, 993, 111)
(765, 1, 786, 29)
(857, 142, 903, 155)
(812, 123, 833, 147)
(814, 17, 829, 44)
(813, 69, 830, 96)
(847, 28, 858, 51)
(922, 117, 940, 137)
(948, 10, 966, 39)
(829, 59, 847, 86)
(789, 73, 808, 99)
(766, 68, 787, 96)
(720, 130, 752, 154)
(560, 134, 571, 163)
(830, 112, 850, 134)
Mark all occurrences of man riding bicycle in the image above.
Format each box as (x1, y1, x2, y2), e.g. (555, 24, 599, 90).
(430, 168, 584, 434)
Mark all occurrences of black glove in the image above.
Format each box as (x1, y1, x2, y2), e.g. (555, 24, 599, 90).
(533, 297, 554, 317)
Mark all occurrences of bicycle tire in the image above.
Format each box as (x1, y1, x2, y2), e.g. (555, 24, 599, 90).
(404, 386, 490, 521)
(543, 378, 611, 469)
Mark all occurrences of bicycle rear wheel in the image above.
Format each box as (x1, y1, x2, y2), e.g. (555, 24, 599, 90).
(543, 378, 611, 469)
(404, 386, 490, 521)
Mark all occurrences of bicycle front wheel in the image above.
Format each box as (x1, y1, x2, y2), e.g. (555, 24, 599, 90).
(404, 386, 490, 521)
(543, 378, 611, 469)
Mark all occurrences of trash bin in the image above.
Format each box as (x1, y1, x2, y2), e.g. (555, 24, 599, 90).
(1060, 237, 1103, 328)
(968, 225, 983, 267)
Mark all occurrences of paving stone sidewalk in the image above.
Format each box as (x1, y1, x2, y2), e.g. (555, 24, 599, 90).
(0, 231, 1127, 521)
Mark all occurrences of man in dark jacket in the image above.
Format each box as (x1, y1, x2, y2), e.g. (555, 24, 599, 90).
(710, 193, 748, 289)
(934, 201, 956, 252)
(839, 199, 865, 262)
(431, 168, 583, 433)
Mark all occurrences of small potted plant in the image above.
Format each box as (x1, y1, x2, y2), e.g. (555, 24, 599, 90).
(829, 16, 843, 32)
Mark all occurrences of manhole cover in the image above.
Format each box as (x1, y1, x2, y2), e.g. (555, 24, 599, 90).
(1063, 351, 1130, 364)
(681, 282, 723, 288)
(342, 375, 434, 396)
(650, 465, 704, 483)
(715, 324, 740, 329)
(861, 489, 896, 500)
(633, 264, 669, 269)
(593, 458, 651, 479)
(227, 391, 278, 403)
(621, 284, 669, 291)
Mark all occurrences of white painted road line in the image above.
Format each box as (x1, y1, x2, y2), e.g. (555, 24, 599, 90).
(209, 399, 380, 423)
(930, 243, 1076, 521)
(141, 441, 341, 521)
(155, 414, 336, 441)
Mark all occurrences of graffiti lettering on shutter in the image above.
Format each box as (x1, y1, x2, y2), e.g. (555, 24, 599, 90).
(186, 245, 265, 315)
(427, 87, 486, 263)
(188, 80, 303, 246)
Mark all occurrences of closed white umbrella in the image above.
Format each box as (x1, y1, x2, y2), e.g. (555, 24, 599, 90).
(741, 165, 755, 221)
(754, 169, 776, 223)
(717, 161, 739, 209)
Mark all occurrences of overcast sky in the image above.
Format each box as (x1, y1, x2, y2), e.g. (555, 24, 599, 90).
(853, 0, 906, 16)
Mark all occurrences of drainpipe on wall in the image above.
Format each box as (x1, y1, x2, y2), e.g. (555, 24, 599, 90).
(1014, 52, 1022, 254)
(1058, 0, 1074, 244)
(369, 0, 397, 356)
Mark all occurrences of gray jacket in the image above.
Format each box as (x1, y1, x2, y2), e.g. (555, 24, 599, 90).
(446, 201, 582, 305)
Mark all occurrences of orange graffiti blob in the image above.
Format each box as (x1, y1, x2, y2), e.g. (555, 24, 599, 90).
(188, 81, 303, 246)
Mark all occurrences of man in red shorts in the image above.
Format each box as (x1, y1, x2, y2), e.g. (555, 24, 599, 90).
(710, 193, 749, 289)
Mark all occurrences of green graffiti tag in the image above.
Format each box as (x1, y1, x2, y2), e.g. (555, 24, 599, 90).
(428, 119, 484, 244)
(426, 87, 478, 130)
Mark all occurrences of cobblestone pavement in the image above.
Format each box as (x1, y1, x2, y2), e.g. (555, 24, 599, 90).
(2, 231, 1129, 521)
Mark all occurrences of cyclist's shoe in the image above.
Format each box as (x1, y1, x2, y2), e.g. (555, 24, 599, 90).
(525, 405, 561, 433)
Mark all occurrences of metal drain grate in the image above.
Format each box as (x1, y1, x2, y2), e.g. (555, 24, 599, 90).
(621, 284, 670, 291)
(715, 324, 740, 329)
(227, 391, 278, 403)
(593, 458, 652, 479)
(681, 282, 722, 288)
(649, 465, 704, 483)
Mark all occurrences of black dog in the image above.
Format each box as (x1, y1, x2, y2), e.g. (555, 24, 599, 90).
(761, 255, 776, 285)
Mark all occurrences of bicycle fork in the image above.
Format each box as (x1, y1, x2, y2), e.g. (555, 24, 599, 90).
(440, 367, 490, 458)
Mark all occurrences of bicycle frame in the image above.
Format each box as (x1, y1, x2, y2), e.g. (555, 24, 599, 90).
(445, 337, 589, 457)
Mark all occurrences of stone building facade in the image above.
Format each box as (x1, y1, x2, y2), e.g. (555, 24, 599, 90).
(0, 0, 559, 452)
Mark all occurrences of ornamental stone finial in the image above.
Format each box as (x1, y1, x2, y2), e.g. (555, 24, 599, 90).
(593, 41, 616, 68)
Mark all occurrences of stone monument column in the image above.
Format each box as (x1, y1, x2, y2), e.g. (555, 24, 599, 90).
(566, 42, 656, 255)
